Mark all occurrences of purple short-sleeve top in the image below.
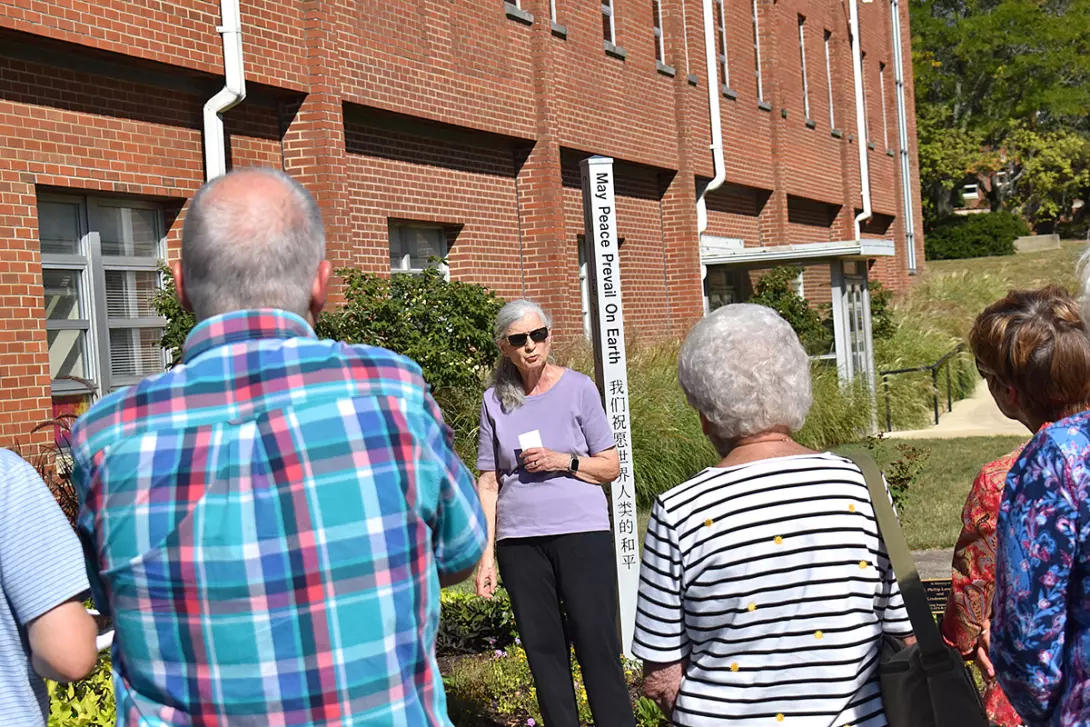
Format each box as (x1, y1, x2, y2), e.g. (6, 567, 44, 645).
(477, 369, 616, 541)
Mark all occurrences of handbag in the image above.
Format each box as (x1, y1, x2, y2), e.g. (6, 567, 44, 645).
(846, 452, 989, 727)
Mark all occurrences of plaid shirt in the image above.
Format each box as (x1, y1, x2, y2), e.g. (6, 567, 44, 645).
(72, 309, 486, 727)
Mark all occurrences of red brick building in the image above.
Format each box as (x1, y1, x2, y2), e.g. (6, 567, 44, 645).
(0, 0, 923, 444)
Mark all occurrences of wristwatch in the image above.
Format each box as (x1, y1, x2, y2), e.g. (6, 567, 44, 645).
(569, 455, 580, 473)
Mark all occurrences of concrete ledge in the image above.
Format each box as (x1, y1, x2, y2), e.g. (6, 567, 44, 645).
(504, 3, 534, 25)
(1015, 233, 1061, 253)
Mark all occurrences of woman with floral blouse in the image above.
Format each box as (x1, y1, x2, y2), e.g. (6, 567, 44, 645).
(943, 286, 1090, 727)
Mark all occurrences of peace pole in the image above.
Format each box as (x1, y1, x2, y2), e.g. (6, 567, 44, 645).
(579, 155, 638, 658)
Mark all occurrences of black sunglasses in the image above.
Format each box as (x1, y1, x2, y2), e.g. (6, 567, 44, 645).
(507, 327, 549, 347)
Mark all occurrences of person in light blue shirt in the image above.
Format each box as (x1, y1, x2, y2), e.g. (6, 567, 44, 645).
(0, 447, 98, 725)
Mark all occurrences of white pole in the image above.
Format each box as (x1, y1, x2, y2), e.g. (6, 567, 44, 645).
(580, 156, 639, 658)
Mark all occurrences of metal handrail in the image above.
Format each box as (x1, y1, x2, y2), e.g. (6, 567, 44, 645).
(879, 343, 967, 432)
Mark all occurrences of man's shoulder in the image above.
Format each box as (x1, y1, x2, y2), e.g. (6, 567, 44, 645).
(324, 339, 427, 385)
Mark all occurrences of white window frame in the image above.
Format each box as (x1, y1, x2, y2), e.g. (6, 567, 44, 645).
(798, 15, 811, 120)
(39, 194, 168, 399)
(824, 30, 835, 129)
(550, 0, 558, 22)
(652, 0, 665, 63)
(879, 62, 890, 149)
(714, 0, 730, 89)
(963, 184, 980, 200)
(389, 222, 450, 279)
(602, 0, 616, 43)
(751, 0, 764, 101)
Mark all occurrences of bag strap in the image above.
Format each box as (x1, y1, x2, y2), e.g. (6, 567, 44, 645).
(845, 451, 947, 659)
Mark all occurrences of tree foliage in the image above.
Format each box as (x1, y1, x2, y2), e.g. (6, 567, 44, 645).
(318, 267, 504, 391)
(911, 0, 1090, 228)
(748, 267, 832, 355)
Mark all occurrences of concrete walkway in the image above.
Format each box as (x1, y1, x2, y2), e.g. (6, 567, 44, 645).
(886, 379, 1029, 440)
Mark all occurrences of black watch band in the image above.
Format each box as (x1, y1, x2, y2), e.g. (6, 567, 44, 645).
(569, 456, 580, 473)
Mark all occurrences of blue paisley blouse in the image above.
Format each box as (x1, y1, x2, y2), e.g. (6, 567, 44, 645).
(993, 412, 1090, 727)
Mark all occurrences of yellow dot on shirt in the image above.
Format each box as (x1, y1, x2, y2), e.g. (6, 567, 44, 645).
(730, 662, 739, 672)
(848, 503, 856, 513)
(705, 518, 714, 528)
(776, 714, 785, 723)
(859, 560, 869, 569)
(774, 535, 783, 545)
(815, 630, 824, 640)
(748, 602, 757, 612)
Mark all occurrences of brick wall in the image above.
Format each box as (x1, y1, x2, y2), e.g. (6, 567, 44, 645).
(0, 0, 925, 444)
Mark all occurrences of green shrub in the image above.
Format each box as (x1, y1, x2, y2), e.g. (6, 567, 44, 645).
(749, 267, 833, 355)
(153, 263, 196, 367)
(318, 267, 503, 391)
(438, 587, 518, 656)
(869, 280, 896, 341)
(924, 212, 1030, 261)
(48, 654, 115, 727)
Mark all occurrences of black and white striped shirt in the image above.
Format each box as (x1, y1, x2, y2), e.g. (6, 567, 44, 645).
(633, 453, 913, 727)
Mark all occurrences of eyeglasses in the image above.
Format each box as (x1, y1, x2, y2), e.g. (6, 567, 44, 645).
(507, 327, 549, 347)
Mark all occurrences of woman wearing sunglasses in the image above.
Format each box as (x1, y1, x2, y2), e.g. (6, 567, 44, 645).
(474, 299, 635, 727)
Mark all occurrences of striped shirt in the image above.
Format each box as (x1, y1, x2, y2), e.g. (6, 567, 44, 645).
(72, 309, 487, 726)
(633, 453, 912, 727)
(0, 449, 90, 726)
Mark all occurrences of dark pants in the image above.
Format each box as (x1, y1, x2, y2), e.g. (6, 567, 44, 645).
(497, 531, 636, 727)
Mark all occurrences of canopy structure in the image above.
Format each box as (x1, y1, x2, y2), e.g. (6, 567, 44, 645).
(700, 236, 897, 391)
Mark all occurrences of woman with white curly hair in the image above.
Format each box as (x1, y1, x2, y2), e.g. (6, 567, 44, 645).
(633, 303, 915, 727)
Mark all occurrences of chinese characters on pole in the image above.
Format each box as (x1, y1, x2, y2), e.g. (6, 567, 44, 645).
(580, 156, 638, 658)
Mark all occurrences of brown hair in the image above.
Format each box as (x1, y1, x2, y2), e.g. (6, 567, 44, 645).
(970, 285, 1090, 423)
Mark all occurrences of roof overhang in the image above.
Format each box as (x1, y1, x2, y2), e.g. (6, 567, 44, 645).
(700, 236, 896, 266)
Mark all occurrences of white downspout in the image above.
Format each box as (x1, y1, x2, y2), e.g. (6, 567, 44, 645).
(696, 0, 727, 235)
(203, 0, 246, 181)
(848, 0, 871, 240)
(889, 0, 917, 272)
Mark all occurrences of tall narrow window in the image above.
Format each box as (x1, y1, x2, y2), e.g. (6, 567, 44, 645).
(798, 15, 811, 120)
(879, 62, 890, 149)
(751, 0, 764, 100)
(602, 0, 616, 43)
(714, 0, 730, 88)
(652, 0, 665, 63)
(824, 30, 835, 128)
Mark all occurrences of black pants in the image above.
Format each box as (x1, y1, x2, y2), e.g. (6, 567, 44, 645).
(497, 530, 636, 727)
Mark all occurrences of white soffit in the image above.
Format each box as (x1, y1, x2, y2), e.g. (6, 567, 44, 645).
(700, 236, 896, 265)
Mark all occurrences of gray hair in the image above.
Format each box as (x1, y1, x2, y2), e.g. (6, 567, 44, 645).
(181, 167, 326, 321)
(678, 303, 812, 451)
(491, 299, 553, 412)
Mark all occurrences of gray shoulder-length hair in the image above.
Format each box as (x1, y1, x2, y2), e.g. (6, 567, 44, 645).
(490, 299, 554, 412)
(678, 303, 812, 454)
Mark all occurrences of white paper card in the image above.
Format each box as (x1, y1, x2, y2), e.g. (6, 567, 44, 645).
(518, 430, 543, 451)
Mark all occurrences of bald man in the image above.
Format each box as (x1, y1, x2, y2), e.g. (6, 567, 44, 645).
(71, 168, 486, 726)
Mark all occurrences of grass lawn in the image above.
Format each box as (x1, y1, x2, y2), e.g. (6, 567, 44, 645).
(901, 242, 1084, 340)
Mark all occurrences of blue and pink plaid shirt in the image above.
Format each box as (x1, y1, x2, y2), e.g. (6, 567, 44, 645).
(72, 309, 486, 726)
